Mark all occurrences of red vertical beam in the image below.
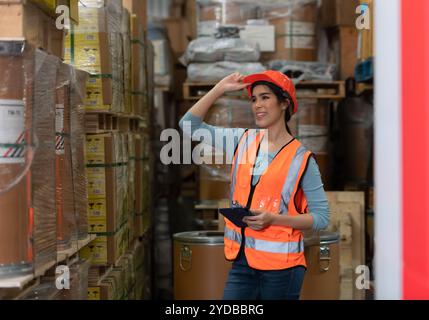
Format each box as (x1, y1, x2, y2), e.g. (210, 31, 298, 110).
(401, 0, 429, 299)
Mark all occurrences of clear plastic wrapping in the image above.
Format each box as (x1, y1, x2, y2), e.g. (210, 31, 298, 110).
(0, 44, 61, 273)
(187, 61, 266, 82)
(69, 68, 90, 240)
(182, 37, 260, 64)
(32, 48, 61, 271)
(0, 40, 34, 277)
(64, 0, 124, 112)
(55, 66, 76, 251)
(122, 8, 132, 114)
(197, 0, 258, 37)
(267, 60, 337, 82)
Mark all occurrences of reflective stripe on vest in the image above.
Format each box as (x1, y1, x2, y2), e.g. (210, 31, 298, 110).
(245, 237, 304, 254)
(224, 225, 304, 255)
(279, 145, 308, 214)
(224, 225, 242, 245)
(230, 129, 260, 205)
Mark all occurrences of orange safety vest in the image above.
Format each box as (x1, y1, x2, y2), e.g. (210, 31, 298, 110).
(224, 129, 313, 270)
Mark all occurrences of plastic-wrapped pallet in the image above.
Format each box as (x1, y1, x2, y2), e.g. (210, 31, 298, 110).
(187, 61, 265, 82)
(0, 41, 59, 277)
(267, 60, 337, 82)
(182, 37, 260, 64)
(197, 0, 258, 37)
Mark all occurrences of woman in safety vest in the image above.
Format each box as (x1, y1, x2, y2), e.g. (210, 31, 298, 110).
(179, 71, 330, 300)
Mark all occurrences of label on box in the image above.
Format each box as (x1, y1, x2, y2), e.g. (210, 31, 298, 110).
(88, 198, 107, 219)
(85, 134, 107, 161)
(76, 8, 103, 33)
(71, 33, 102, 74)
(55, 104, 65, 155)
(88, 217, 107, 233)
(80, 237, 108, 265)
(84, 78, 110, 111)
(86, 167, 106, 197)
(240, 25, 275, 52)
(0, 100, 25, 164)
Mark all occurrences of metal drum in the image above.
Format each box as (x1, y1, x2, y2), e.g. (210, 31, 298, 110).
(173, 231, 231, 300)
(301, 231, 340, 300)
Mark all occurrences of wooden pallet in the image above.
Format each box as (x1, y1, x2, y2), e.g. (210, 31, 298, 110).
(0, 234, 97, 299)
(183, 80, 346, 101)
(325, 191, 366, 300)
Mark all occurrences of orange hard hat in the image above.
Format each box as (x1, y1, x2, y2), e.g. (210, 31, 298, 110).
(243, 70, 298, 114)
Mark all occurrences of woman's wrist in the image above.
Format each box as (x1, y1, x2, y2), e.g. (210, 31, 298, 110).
(271, 214, 290, 227)
(212, 84, 225, 97)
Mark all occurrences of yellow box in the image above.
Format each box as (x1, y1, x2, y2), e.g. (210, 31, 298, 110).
(87, 287, 101, 300)
(88, 198, 107, 220)
(80, 236, 108, 264)
(88, 217, 108, 233)
(86, 134, 109, 162)
(80, 227, 125, 265)
(86, 167, 107, 197)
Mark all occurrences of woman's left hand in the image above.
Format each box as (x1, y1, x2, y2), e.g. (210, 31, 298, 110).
(243, 210, 276, 231)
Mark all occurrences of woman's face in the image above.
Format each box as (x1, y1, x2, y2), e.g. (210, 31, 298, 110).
(251, 85, 286, 128)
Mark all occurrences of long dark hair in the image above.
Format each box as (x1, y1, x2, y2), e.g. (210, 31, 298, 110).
(250, 81, 293, 135)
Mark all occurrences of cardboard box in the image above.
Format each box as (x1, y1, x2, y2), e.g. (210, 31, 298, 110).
(163, 17, 191, 59)
(0, 1, 65, 58)
(122, 0, 147, 31)
(63, 6, 113, 111)
(320, 0, 360, 28)
(64, 4, 125, 112)
(130, 15, 147, 115)
(240, 25, 275, 52)
(260, 3, 318, 62)
(80, 224, 129, 265)
(328, 26, 358, 79)
(86, 133, 116, 233)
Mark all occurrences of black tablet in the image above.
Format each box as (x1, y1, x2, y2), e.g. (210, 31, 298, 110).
(218, 207, 254, 228)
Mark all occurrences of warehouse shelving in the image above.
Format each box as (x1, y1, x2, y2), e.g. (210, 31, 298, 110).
(183, 80, 346, 101)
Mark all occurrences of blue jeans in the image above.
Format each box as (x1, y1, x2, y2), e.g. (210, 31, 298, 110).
(223, 252, 306, 300)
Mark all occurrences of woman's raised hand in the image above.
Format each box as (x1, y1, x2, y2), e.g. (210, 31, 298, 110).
(214, 72, 249, 94)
